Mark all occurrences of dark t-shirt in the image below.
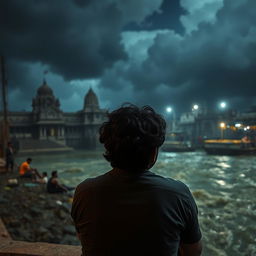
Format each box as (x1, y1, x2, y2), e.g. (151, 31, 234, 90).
(71, 169, 202, 256)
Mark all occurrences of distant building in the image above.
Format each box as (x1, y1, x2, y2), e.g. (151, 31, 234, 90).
(177, 108, 255, 147)
(2, 80, 107, 151)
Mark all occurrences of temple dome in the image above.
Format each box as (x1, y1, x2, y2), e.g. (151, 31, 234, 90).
(37, 80, 53, 96)
(84, 88, 99, 110)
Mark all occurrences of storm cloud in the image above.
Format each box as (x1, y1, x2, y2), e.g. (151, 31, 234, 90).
(1, 0, 162, 80)
(1, 0, 256, 115)
(99, 0, 256, 113)
(0, 0, 161, 110)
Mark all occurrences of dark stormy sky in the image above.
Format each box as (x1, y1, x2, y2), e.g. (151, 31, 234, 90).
(1, 0, 256, 116)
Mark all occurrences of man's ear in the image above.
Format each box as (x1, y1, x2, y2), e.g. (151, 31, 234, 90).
(149, 147, 159, 168)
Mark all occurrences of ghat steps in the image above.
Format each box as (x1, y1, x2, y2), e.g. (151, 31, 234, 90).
(18, 139, 73, 155)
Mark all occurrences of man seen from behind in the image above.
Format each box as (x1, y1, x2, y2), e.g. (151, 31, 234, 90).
(71, 104, 202, 256)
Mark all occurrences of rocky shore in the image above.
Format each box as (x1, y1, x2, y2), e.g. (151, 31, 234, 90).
(0, 171, 79, 246)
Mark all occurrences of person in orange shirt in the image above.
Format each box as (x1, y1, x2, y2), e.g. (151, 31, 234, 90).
(19, 158, 41, 180)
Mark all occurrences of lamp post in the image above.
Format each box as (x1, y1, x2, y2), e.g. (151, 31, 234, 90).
(192, 104, 200, 118)
(219, 122, 226, 139)
(166, 107, 176, 132)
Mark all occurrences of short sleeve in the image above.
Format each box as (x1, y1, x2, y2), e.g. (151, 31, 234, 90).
(71, 185, 82, 233)
(180, 188, 202, 244)
(71, 180, 93, 234)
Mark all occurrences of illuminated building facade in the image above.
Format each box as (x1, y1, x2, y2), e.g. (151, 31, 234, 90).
(5, 81, 107, 150)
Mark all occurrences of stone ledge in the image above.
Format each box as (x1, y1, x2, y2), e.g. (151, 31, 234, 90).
(0, 218, 81, 256)
(0, 239, 81, 256)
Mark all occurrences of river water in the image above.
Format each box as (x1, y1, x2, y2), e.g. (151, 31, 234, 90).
(16, 150, 256, 256)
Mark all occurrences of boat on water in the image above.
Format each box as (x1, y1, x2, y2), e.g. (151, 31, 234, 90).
(203, 139, 256, 155)
(161, 132, 194, 152)
(161, 141, 194, 152)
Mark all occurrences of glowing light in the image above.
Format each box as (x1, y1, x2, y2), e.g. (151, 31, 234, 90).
(220, 122, 226, 128)
(235, 123, 242, 128)
(220, 102, 226, 109)
(246, 126, 250, 129)
(193, 104, 199, 110)
(166, 107, 172, 113)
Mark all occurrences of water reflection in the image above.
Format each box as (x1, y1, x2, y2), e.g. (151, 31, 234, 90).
(16, 150, 256, 256)
(215, 179, 226, 186)
(216, 162, 231, 169)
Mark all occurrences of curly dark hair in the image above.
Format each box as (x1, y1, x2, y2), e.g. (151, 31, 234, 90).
(99, 104, 166, 171)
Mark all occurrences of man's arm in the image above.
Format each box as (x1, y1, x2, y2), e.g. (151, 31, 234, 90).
(179, 184, 203, 256)
(179, 240, 202, 256)
(53, 178, 68, 192)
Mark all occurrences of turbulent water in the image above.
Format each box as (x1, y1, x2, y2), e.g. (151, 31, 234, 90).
(16, 150, 256, 256)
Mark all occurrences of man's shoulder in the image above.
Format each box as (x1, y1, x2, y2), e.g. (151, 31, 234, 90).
(51, 177, 58, 183)
(144, 171, 191, 198)
(76, 172, 110, 193)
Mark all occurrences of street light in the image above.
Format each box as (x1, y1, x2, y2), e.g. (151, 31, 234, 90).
(166, 106, 175, 132)
(219, 102, 227, 109)
(166, 107, 172, 113)
(220, 122, 225, 128)
(192, 104, 199, 111)
(219, 122, 226, 139)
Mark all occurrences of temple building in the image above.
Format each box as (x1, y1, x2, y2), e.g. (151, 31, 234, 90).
(5, 80, 107, 152)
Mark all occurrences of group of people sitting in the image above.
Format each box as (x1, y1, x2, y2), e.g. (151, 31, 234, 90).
(19, 158, 74, 193)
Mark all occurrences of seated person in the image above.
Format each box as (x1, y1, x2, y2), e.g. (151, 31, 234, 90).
(19, 158, 41, 180)
(35, 172, 48, 184)
(47, 170, 74, 193)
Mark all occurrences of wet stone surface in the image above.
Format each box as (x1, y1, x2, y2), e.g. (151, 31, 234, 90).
(0, 171, 79, 245)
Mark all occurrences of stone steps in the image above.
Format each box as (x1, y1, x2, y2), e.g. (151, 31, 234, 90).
(17, 139, 73, 155)
(19, 139, 66, 149)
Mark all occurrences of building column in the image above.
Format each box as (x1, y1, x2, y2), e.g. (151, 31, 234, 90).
(40, 127, 43, 138)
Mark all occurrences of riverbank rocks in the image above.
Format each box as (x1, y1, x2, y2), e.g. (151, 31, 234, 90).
(0, 171, 79, 245)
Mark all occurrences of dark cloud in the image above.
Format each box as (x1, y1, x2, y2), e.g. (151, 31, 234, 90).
(1, 0, 256, 116)
(0, 0, 128, 80)
(99, 0, 256, 114)
(0, 0, 162, 110)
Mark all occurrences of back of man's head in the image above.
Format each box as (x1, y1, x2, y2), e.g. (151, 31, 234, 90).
(52, 170, 58, 177)
(99, 104, 166, 172)
(27, 158, 32, 163)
